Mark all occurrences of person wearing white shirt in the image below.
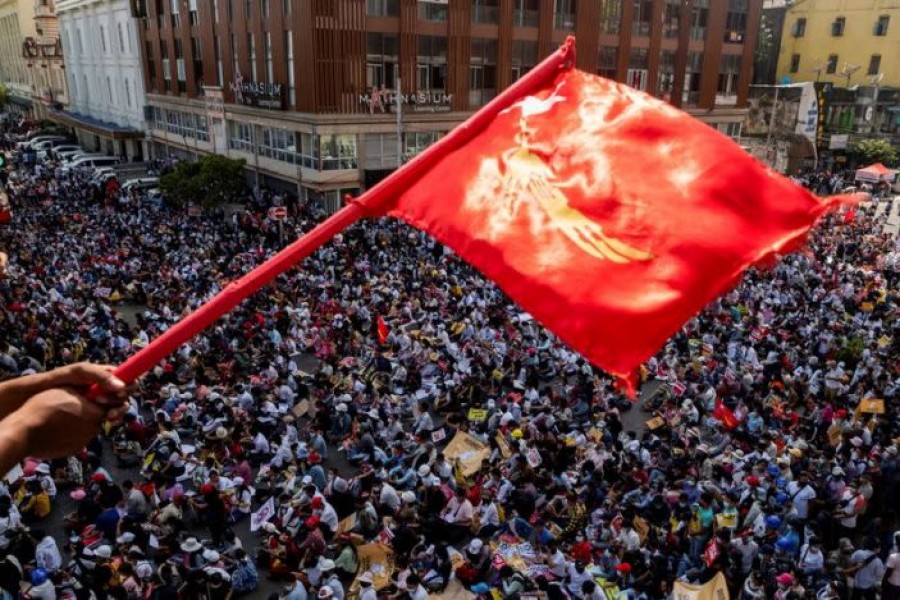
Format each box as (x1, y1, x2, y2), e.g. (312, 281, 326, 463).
(786, 474, 817, 520)
(377, 482, 401, 514)
(439, 488, 473, 542)
(33, 532, 62, 573)
(799, 538, 825, 576)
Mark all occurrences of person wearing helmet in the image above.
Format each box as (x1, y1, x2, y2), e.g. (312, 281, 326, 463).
(24, 568, 54, 600)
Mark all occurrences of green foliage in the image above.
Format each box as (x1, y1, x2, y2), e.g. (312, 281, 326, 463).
(0, 84, 7, 109)
(852, 138, 898, 166)
(160, 155, 247, 208)
(836, 336, 866, 368)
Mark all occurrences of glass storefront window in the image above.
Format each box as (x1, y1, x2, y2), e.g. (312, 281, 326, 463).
(320, 134, 358, 170)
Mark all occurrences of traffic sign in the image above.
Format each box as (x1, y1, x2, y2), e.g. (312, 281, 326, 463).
(268, 206, 288, 220)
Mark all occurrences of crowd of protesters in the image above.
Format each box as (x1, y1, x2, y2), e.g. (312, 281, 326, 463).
(1, 121, 899, 600)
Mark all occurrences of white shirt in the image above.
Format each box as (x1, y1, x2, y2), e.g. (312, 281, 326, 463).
(786, 481, 817, 519)
(442, 497, 473, 524)
(35, 536, 62, 572)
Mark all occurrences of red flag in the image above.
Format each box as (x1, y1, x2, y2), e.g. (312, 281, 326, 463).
(671, 380, 687, 397)
(368, 50, 843, 392)
(713, 399, 740, 430)
(377, 315, 389, 346)
(843, 207, 857, 224)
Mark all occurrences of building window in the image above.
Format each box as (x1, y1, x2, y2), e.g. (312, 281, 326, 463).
(245, 0, 251, 20)
(599, 46, 617, 80)
(831, 16, 845, 36)
(77, 28, 83, 53)
(403, 131, 440, 161)
(789, 53, 800, 73)
(513, 0, 539, 27)
(260, 127, 300, 164)
(248, 33, 257, 80)
(283, 0, 290, 16)
(320, 134, 357, 170)
(511, 40, 537, 82)
(231, 34, 239, 79)
(366, 0, 398, 17)
(716, 122, 741, 141)
(691, 0, 709, 41)
(657, 50, 675, 99)
(100, 25, 107, 53)
(175, 39, 186, 93)
(147, 40, 157, 90)
(125, 79, 132, 107)
(285, 31, 295, 106)
(633, 0, 652, 37)
(366, 32, 398, 89)
(189, 0, 198, 24)
(469, 37, 497, 108)
(792, 17, 806, 37)
(171, 0, 180, 26)
(191, 37, 202, 84)
(554, 0, 576, 30)
(418, 1, 447, 21)
(717, 53, 740, 103)
(724, 0, 747, 43)
(683, 51, 702, 105)
(417, 35, 447, 91)
(473, 0, 498, 24)
(626, 47, 648, 91)
(213, 0, 219, 22)
(118, 23, 125, 53)
(601, 0, 620, 34)
(107, 76, 113, 103)
(663, 0, 680, 38)
(229, 121, 253, 152)
(161, 40, 171, 86)
(262, 0, 269, 18)
(868, 54, 881, 75)
(826, 54, 838, 74)
(874, 15, 889, 36)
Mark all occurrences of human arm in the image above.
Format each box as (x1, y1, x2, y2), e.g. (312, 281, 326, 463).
(0, 380, 128, 476)
(0, 362, 127, 421)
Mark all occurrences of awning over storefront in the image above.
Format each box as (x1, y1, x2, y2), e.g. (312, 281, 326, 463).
(48, 110, 144, 140)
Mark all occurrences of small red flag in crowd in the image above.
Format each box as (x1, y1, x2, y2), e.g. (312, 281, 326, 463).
(843, 207, 857, 224)
(376, 315, 390, 346)
(367, 57, 845, 393)
(713, 399, 740, 430)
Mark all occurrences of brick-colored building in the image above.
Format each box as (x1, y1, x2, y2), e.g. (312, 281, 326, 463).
(137, 0, 761, 209)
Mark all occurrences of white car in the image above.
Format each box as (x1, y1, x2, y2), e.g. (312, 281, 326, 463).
(122, 177, 160, 194)
(54, 148, 85, 162)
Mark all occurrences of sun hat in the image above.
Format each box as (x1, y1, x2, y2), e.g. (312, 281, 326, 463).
(35, 463, 50, 475)
(318, 586, 334, 599)
(358, 572, 374, 585)
(202, 549, 221, 563)
(467, 539, 484, 554)
(93, 545, 113, 559)
(116, 532, 136, 544)
(180, 537, 202, 553)
(401, 491, 416, 504)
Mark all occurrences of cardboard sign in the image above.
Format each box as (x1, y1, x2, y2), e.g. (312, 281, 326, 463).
(716, 513, 738, 529)
(467, 408, 488, 422)
(3, 464, 23, 483)
(443, 431, 490, 477)
(355, 543, 394, 590)
(337, 513, 356, 535)
(431, 428, 447, 443)
(827, 424, 843, 447)
(857, 398, 885, 414)
(496, 433, 513, 459)
(646, 417, 666, 430)
(633, 516, 650, 543)
(673, 572, 729, 600)
(291, 399, 311, 418)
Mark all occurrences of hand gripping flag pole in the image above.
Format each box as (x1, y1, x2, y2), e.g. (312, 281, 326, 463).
(87, 38, 578, 398)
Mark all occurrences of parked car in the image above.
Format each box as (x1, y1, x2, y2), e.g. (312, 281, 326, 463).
(122, 177, 160, 194)
(61, 155, 121, 174)
(54, 147, 85, 161)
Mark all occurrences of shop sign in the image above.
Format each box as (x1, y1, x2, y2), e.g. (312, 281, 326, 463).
(359, 88, 453, 114)
(230, 70, 284, 110)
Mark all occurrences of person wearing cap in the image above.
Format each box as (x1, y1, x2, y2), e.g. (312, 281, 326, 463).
(333, 534, 358, 586)
(319, 559, 345, 600)
(456, 538, 491, 587)
(356, 572, 377, 600)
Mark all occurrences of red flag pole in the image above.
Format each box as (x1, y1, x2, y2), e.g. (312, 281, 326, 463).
(90, 38, 577, 395)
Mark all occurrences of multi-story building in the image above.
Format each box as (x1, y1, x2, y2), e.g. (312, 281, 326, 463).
(28, 0, 68, 118)
(138, 0, 762, 210)
(54, 0, 149, 159)
(776, 0, 899, 88)
(0, 0, 37, 116)
(0, 0, 68, 119)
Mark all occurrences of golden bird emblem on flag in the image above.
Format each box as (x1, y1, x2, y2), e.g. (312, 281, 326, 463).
(497, 115, 653, 264)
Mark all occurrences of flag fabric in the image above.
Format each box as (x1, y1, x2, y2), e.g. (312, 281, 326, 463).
(713, 399, 740, 430)
(843, 207, 857, 224)
(365, 66, 845, 393)
(377, 315, 390, 346)
(671, 380, 687, 397)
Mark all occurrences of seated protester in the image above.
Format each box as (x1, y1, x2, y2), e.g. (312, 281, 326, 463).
(22, 568, 54, 600)
(333, 535, 359, 585)
(30, 530, 62, 574)
(435, 487, 473, 543)
(18, 481, 51, 523)
(119, 562, 143, 600)
(94, 501, 121, 541)
(230, 549, 258, 595)
(455, 538, 492, 587)
(204, 569, 233, 600)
